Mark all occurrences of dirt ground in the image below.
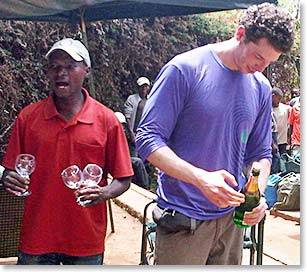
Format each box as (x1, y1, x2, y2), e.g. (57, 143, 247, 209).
(104, 202, 143, 265)
(103, 201, 300, 266)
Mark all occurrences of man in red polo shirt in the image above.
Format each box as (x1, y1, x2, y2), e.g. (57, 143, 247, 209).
(1, 38, 133, 265)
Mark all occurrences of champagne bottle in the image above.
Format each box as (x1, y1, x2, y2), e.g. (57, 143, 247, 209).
(233, 162, 261, 228)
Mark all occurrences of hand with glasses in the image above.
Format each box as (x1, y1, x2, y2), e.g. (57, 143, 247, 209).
(14, 154, 36, 196)
(61, 163, 103, 207)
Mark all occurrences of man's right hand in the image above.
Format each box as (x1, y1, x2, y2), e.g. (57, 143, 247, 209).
(147, 146, 245, 208)
(2, 169, 30, 196)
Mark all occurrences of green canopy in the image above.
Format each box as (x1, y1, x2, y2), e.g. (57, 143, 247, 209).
(0, 0, 278, 23)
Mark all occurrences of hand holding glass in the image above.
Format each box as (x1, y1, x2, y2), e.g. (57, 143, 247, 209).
(61, 164, 103, 206)
(78, 164, 103, 206)
(15, 154, 36, 196)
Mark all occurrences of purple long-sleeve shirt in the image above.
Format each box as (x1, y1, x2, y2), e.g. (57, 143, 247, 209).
(136, 45, 272, 220)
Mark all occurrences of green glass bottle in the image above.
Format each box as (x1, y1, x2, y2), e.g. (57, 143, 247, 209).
(233, 162, 261, 228)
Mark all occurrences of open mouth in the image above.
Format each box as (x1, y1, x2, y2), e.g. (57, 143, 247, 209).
(56, 82, 69, 88)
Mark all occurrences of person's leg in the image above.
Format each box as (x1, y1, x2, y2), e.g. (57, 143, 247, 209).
(154, 217, 216, 264)
(17, 252, 60, 265)
(278, 143, 287, 155)
(271, 152, 281, 174)
(131, 157, 150, 189)
(206, 212, 244, 265)
(154, 212, 243, 265)
(62, 253, 104, 265)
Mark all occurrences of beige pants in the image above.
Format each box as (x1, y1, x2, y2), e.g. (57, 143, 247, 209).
(154, 211, 244, 265)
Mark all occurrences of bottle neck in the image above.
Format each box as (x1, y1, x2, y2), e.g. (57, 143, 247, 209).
(245, 173, 259, 193)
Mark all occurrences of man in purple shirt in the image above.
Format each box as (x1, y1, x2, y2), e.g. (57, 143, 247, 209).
(136, 3, 294, 265)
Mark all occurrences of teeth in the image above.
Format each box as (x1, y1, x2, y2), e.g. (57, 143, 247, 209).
(56, 83, 68, 88)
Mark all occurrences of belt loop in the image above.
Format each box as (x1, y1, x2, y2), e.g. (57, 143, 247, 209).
(190, 218, 196, 234)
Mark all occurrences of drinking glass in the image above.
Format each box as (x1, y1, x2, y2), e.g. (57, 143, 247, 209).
(61, 165, 83, 190)
(15, 154, 36, 196)
(77, 164, 103, 206)
(81, 163, 103, 187)
(61, 164, 103, 206)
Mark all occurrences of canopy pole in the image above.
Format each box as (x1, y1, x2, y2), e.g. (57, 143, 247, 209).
(80, 8, 96, 99)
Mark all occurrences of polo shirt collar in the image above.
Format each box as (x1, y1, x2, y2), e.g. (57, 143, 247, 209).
(44, 88, 94, 124)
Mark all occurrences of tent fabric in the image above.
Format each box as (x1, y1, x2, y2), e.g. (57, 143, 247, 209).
(0, 0, 278, 23)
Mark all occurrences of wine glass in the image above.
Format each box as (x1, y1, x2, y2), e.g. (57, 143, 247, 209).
(81, 164, 103, 186)
(77, 164, 103, 206)
(61, 165, 83, 190)
(15, 154, 36, 197)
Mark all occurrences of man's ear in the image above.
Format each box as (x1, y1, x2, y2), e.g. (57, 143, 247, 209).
(235, 25, 245, 41)
(85, 66, 91, 78)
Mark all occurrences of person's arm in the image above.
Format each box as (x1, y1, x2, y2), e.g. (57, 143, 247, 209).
(257, 158, 271, 194)
(288, 124, 293, 145)
(272, 140, 279, 154)
(239, 84, 272, 225)
(147, 146, 245, 208)
(124, 95, 137, 143)
(75, 177, 131, 207)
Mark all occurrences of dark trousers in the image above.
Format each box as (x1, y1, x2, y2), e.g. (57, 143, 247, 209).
(278, 143, 288, 155)
(271, 151, 281, 174)
(17, 251, 104, 265)
(131, 157, 149, 189)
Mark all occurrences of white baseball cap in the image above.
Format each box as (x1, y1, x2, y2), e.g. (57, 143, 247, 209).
(114, 112, 127, 124)
(136, 77, 150, 86)
(46, 38, 91, 67)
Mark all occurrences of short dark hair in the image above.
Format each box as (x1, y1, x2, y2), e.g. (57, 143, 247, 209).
(239, 2, 295, 53)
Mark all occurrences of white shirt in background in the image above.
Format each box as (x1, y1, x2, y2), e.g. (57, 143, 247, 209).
(273, 103, 291, 145)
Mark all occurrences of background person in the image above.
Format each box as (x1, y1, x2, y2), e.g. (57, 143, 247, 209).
(136, 3, 294, 265)
(115, 112, 150, 190)
(124, 76, 150, 155)
(288, 99, 300, 157)
(271, 110, 280, 174)
(272, 88, 291, 155)
(289, 88, 300, 107)
(1, 38, 133, 265)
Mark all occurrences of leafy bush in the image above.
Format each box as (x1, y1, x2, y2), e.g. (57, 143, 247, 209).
(0, 12, 300, 162)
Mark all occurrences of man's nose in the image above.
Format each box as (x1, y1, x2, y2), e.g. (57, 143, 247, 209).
(57, 66, 68, 75)
(256, 60, 270, 73)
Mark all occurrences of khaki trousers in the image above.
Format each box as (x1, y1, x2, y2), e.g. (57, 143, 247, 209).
(155, 211, 244, 265)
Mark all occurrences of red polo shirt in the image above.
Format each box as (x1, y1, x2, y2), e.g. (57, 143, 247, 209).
(288, 104, 300, 146)
(2, 89, 133, 256)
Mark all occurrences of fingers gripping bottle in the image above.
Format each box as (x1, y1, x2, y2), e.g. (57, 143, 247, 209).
(233, 162, 261, 228)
